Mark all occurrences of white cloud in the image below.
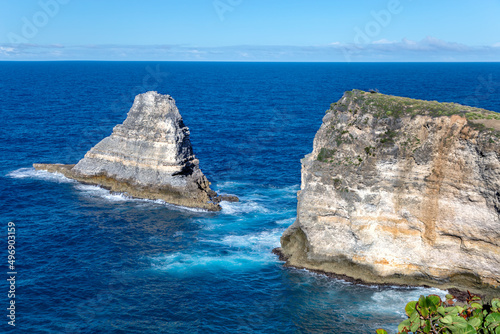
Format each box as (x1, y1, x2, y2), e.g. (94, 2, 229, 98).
(0, 47, 15, 54)
(1, 37, 499, 61)
(401, 38, 417, 46)
(372, 39, 396, 44)
(419, 36, 470, 51)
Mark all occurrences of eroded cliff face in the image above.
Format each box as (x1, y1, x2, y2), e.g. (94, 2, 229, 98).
(35, 91, 234, 211)
(280, 90, 500, 292)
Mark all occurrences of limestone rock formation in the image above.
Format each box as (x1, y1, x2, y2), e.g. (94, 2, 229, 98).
(279, 90, 500, 293)
(34, 91, 236, 211)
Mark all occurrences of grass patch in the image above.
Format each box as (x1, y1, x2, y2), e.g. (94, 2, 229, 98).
(380, 129, 398, 144)
(329, 90, 500, 136)
(317, 148, 336, 162)
(337, 89, 499, 121)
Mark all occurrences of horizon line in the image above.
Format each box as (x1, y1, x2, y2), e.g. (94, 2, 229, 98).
(1, 60, 500, 63)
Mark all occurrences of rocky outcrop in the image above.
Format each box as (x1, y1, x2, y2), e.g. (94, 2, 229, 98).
(279, 90, 500, 293)
(34, 91, 237, 211)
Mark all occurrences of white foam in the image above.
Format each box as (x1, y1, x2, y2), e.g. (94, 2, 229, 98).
(74, 184, 129, 202)
(283, 184, 300, 192)
(7, 167, 74, 183)
(74, 183, 208, 212)
(220, 200, 269, 215)
(198, 222, 222, 230)
(361, 287, 448, 317)
(213, 180, 251, 190)
(149, 229, 286, 274)
(271, 184, 300, 198)
(275, 217, 295, 226)
(150, 251, 273, 274)
(215, 182, 298, 200)
(205, 228, 284, 251)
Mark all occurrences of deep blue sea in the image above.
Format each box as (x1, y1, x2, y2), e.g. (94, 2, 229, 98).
(1, 62, 500, 333)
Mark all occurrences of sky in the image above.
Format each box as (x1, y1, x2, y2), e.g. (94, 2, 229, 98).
(1, 0, 500, 61)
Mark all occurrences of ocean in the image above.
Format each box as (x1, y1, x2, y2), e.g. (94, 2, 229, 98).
(1, 61, 499, 333)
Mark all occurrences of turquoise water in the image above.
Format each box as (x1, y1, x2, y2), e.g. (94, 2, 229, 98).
(1, 62, 499, 333)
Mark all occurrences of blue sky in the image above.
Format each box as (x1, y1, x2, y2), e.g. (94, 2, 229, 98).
(1, 0, 500, 61)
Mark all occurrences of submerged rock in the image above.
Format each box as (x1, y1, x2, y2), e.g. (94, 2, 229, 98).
(279, 89, 500, 293)
(34, 91, 236, 211)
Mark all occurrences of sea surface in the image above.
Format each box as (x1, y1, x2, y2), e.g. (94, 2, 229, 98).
(1, 62, 500, 333)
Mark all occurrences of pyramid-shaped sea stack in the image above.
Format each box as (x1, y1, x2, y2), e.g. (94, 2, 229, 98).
(34, 91, 235, 211)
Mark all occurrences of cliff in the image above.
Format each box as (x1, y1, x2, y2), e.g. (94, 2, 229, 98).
(279, 90, 500, 293)
(34, 91, 236, 211)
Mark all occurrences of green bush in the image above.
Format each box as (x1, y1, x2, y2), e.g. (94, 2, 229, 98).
(377, 292, 500, 334)
(317, 148, 336, 162)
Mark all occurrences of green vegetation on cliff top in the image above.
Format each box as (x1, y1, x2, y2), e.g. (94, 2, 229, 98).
(330, 90, 500, 131)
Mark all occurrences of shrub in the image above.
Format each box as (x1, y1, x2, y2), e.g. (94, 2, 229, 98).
(317, 148, 336, 162)
(377, 292, 500, 334)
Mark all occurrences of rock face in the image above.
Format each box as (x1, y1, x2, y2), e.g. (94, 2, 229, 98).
(279, 90, 500, 292)
(34, 91, 235, 211)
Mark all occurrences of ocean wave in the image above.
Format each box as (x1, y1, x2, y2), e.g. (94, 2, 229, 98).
(150, 251, 274, 275)
(6, 167, 74, 183)
(220, 200, 269, 215)
(213, 180, 252, 191)
(282, 184, 300, 192)
(200, 229, 284, 253)
(149, 229, 285, 275)
(215, 181, 299, 198)
(275, 217, 295, 226)
(213, 181, 299, 217)
(74, 184, 129, 202)
(265, 184, 300, 199)
(362, 286, 448, 317)
(202, 228, 284, 251)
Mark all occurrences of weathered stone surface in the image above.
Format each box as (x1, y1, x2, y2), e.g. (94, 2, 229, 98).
(280, 90, 500, 293)
(34, 91, 235, 211)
